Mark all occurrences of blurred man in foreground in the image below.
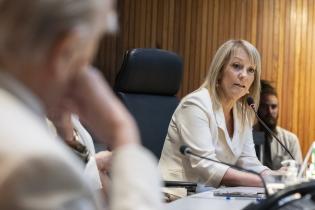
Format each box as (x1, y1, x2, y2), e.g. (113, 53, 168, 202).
(0, 0, 162, 209)
(254, 80, 302, 169)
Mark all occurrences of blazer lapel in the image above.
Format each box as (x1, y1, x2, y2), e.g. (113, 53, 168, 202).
(213, 105, 235, 153)
(213, 104, 242, 156)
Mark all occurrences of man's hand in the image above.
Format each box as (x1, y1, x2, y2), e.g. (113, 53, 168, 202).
(95, 151, 112, 173)
(66, 66, 140, 149)
(46, 108, 74, 143)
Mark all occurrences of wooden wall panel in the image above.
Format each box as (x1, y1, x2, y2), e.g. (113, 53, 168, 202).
(95, 0, 315, 156)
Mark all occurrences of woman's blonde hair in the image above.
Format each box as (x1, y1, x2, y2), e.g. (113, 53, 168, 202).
(201, 39, 261, 125)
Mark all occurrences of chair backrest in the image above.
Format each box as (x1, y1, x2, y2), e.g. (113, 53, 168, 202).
(114, 48, 183, 159)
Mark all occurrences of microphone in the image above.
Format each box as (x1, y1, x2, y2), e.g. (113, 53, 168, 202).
(179, 145, 270, 197)
(246, 96, 295, 160)
(180, 144, 192, 155)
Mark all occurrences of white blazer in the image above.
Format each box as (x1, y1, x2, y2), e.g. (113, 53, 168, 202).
(159, 88, 267, 196)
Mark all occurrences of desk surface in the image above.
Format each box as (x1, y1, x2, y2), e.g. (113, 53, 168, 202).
(166, 187, 263, 210)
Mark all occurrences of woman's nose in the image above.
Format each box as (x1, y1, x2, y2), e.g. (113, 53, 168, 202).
(239, 68, 248, 78)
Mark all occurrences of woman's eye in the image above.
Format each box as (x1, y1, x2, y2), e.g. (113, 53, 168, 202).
(232, 63, 242, 69)
(248, 68, 255, 74)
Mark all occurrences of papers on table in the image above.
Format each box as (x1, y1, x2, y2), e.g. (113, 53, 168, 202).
(213, 187, 265, 198)
(191, 187, 265, 200)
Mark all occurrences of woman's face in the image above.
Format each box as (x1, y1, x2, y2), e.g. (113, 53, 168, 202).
(218, 47, 256, 104)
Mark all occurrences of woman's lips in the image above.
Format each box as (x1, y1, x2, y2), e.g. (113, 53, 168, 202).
(234, 83, 246, 88)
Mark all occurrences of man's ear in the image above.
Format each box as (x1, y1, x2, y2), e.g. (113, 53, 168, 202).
(45, 31, 81, 79)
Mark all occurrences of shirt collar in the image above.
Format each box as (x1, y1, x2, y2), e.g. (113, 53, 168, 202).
(0, 71, 45, 118)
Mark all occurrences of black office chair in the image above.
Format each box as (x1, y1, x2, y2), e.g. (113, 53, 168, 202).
(114, 48, 196, 193)
(114, 48, 182, 158)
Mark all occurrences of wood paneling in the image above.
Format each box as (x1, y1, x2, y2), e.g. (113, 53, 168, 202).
(95, 0, 315, 156)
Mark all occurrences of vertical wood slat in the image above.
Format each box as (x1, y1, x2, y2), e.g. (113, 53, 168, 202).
(162, 0, 169, 49)
(150, 0, 158, 47)
(177, 0, 186, 97)
(193, 0, 201, 90)
(168, 0, 175, 50)
(309, 0, 315, 154)
(306, 0, 314, 153)
(95, 0, 315, 157)
(187, 0, 195, 91)
(276, 0, 285, 104)
(267, 0, 274, 82)
(298, 0, 307, 146)
(281, 1, 291, 131)
(138, 0, 146, 47)
(183, 0, 192, 95)
(199, 0, 208, 83)
(250, 0, 258, 45)
(287, 0, 296, 132)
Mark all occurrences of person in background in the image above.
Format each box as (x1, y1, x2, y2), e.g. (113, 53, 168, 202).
(254, 80, 303, 170)
(0, 0, 162, 209)
(159, 39, 270, 198)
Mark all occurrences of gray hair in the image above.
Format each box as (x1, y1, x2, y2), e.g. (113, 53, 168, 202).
(0, 0, 111, 62)
(201, 39, 262, 125)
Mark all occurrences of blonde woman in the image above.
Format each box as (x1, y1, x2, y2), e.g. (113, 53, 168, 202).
(159, 40, 270, 197)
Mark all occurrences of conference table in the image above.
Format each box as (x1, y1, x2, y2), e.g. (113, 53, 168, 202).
(165, 187, 264, 210)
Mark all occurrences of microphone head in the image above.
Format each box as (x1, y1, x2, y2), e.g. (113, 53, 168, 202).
(179, 145, 191, 155)
(246, 96, 255, 107)
(246, 96, 257, 110)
